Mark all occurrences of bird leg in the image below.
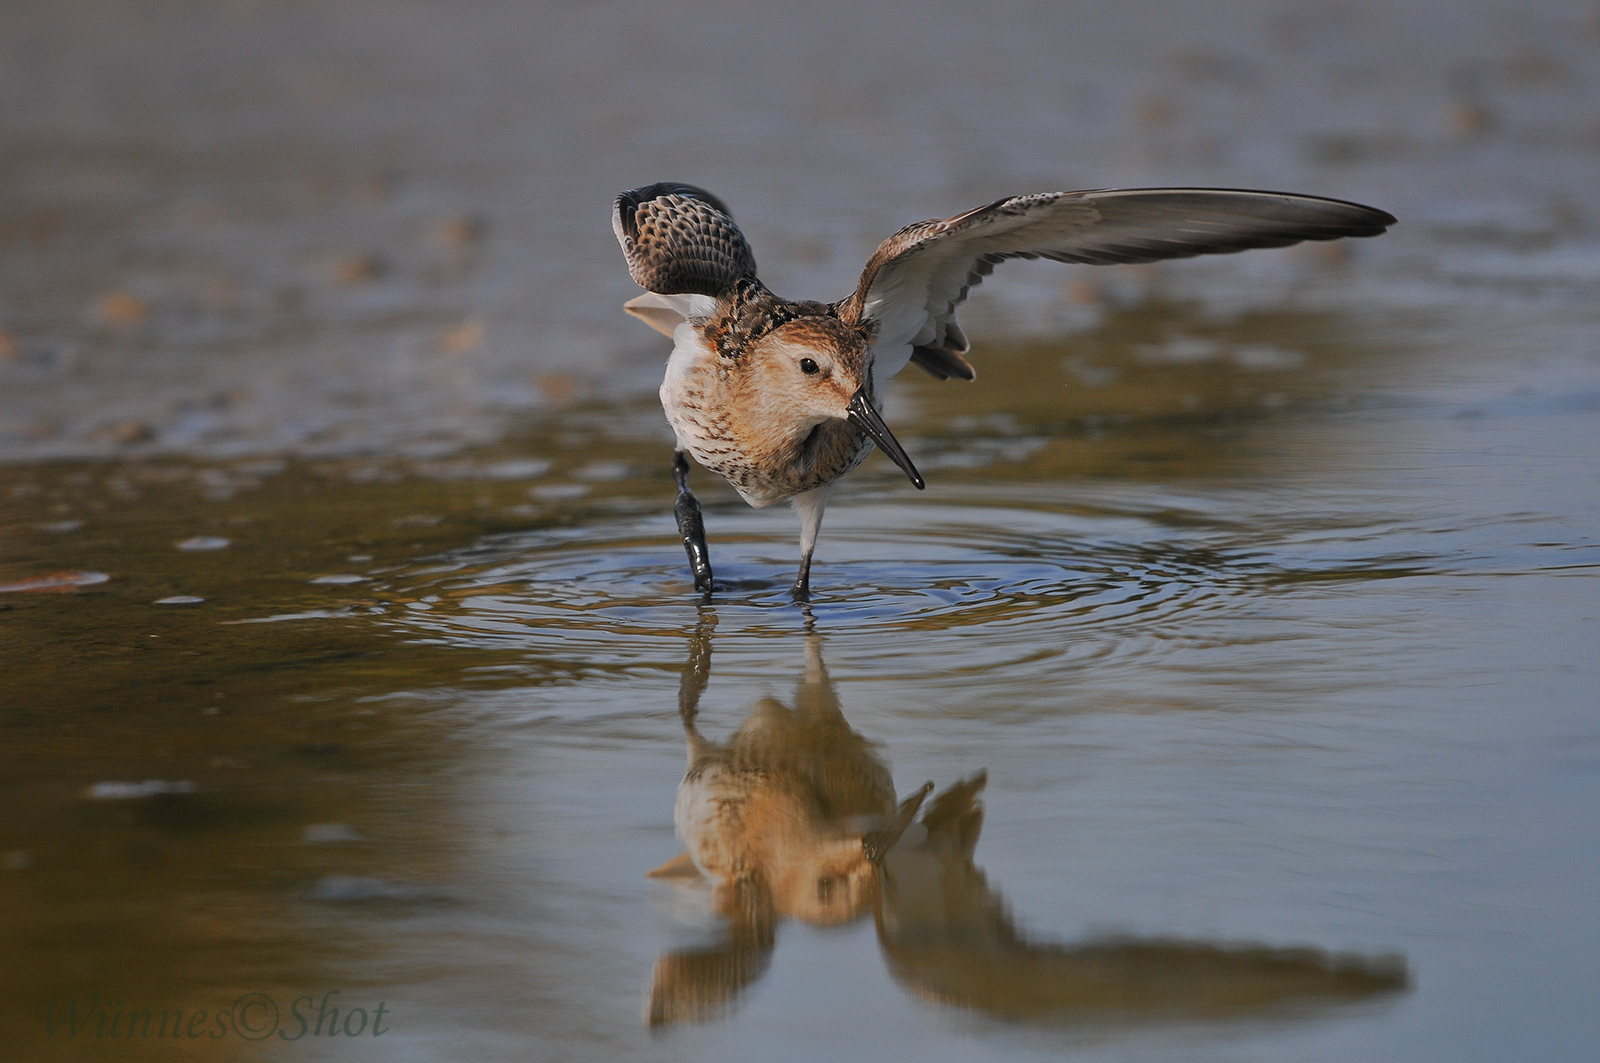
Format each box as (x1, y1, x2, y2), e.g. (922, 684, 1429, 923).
(790, 485, 831, 604)
(792, 551, 814, 603)
(673, 450, 714, 595)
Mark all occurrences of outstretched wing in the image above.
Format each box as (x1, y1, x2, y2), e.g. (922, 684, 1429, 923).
(838, 188, 1395, 381)
(613, 183, 759, 297)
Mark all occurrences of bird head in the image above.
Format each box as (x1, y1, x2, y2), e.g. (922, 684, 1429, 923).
(747, 317, 924, 489)
(766, 839, 879, 926)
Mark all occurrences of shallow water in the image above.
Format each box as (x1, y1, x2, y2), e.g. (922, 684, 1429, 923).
(4, 1, 1600, 1061)
(6, 304, 1598, 1060)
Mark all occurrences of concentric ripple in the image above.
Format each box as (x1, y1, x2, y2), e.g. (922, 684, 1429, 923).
(372, 502, 1287, 679)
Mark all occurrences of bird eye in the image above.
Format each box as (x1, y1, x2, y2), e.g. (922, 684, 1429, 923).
(799, 358, 820, 375)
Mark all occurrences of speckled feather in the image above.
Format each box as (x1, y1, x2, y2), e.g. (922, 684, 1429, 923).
(662, 314, 877, 506)
(701, 281, 861, 362)
(613, 183, 758, 297)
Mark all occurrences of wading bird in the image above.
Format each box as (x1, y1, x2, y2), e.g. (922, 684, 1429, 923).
(613, 183, 1393, 599)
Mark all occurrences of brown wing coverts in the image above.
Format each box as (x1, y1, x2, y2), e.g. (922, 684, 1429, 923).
(614, 183, 759, 297)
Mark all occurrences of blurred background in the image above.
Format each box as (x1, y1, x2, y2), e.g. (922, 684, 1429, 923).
(3, 0, 1594, 458)
(2, 2, 1598, 1062)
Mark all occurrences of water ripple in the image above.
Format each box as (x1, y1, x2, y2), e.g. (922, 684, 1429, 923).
(373, 504, 1315, 678)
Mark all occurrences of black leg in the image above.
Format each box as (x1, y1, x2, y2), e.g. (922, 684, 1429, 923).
(673, 451, 714, 596)
(790, 550, 813, 603)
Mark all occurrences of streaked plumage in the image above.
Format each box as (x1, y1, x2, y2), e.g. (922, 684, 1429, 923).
(614, 182, 1394, 598)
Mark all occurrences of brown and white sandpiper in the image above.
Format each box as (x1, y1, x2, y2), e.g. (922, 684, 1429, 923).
(613, 182, 1393, 600)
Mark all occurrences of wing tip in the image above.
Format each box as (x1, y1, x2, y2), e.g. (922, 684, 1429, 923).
(1078, 186, 1396, 230)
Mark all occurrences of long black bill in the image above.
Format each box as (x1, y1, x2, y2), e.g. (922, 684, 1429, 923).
(846, 390, 925, 490)
(862, 781, 934, 865)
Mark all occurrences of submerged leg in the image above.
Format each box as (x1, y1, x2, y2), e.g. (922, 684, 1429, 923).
(673, 451, 714, 596)
(789, 485, 832, 603)
(793, 552, 813, 603)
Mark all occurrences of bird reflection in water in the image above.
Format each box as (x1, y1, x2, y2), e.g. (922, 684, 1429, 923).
(646, 621, 1407, 1028)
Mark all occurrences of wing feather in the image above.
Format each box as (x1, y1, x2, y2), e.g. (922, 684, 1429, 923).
(613, 183, 758, 297)
(839, 188, 1395, 380)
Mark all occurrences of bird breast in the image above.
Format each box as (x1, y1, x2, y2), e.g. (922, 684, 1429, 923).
(660, 326, 872, 507)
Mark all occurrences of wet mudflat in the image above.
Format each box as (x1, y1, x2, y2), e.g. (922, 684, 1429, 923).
(3, 2, 1600, 1061)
